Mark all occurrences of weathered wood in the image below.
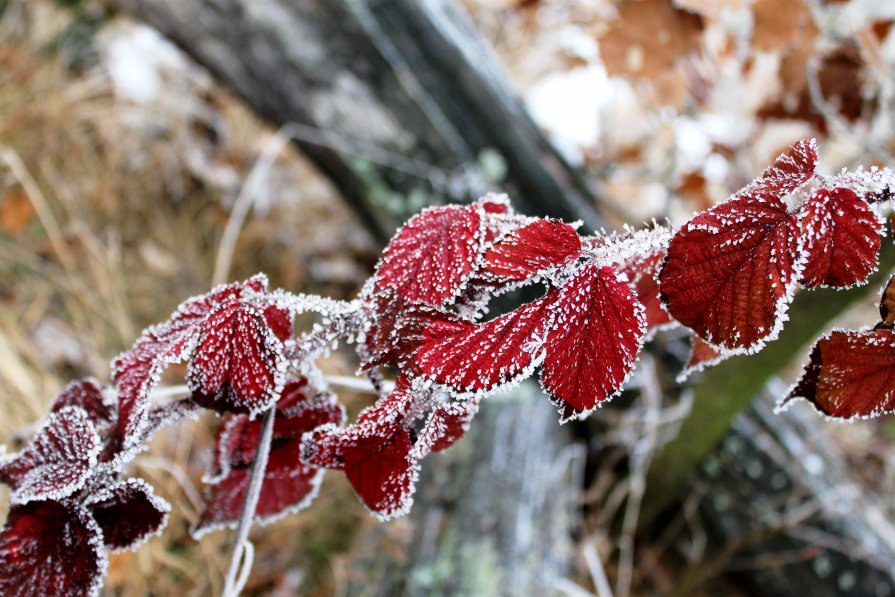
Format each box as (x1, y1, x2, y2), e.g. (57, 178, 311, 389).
(679, 393, 895, 596)
(113, 0, 606, 241)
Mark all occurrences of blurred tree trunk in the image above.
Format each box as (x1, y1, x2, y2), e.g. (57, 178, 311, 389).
(113, 0, 606, 242)
(113, 1, 895, 595)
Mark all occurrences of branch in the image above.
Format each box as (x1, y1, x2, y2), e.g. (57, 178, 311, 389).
(221, 406, 276, 597)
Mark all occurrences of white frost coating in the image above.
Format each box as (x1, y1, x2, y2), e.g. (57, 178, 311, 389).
(6, 406, 102, 506)
(823, 166, 895, 204)
(584, 224, 674, 267)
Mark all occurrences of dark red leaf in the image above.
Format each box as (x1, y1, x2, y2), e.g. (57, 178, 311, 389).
(87, 479, 169, 551)
(800, 187, 882, 288)
(195, 464, 324, 536)
(677, 336, 728, 382)
(0, 407, 100, 504)
(783, 329, 895, 419)
(659, 193, 802, 351)
(210, 379, 344, 482)
(483, 219, 582, 281)
(541, 264, 645, 421)
(112, 276, 264, 455)
(414, 295, 556, 393)
(416, 398, 480, 454)
(188, 300, 292, 415)
(0, 500, 105, 597)
(49, 379, 114, 427)
(301, 378, 418, 519)
(195, 380, 343, 534)
(362, 292, 463, 370)
(374, 204, 483, 306)
(744, 138, 817, 201)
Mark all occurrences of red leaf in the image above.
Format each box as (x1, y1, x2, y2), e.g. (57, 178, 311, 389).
(414, 295, 556, 393)
(0, 500, 105, 597)
(744, 138, 817, 201)
(800, 187, 882, 288)
(415, 398, 480, 455)
(541, 264, 645, 421)
(112, 276, 264, 455)
(483, 219, 582, 281)
(0, 407, 101, 504)
(619, 250, 673, 337)
(301, 378, 418, 519)
(195, 380, 343, 534)
(374, 204, 483, 306)
(188, 300, 292, 415)
(783, 329, 895, 419)
(49, 379, 114, 428)
(659, 193, 802, 352)
(362, 292, 463, 370)
(87, 479, 169, 552)
(677, 336, 728, 382)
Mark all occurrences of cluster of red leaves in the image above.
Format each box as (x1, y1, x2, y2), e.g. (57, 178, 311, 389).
(0, 380, 175, 597)
(655, 139, 895, 422)
(4, 138, 895, 595)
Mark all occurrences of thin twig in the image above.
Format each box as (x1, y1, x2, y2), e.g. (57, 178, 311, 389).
(583, 539, 615, 597)
(221, 406, 276, 597)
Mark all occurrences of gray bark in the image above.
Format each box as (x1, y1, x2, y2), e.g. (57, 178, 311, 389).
(684, 393, 895, 596)
(114, 0, 606, 242)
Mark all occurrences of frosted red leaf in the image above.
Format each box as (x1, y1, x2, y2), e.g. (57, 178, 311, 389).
(619, 250, 673, 336)
(783, 329, 895, 419)
(0, 406, 101, 504)
(799, 187, 882, 288)
(188, 300, 292, 416)
(87, 479, 169, 552)
(301, 378, 418, 519)
(414, 294, 556, 393)
(477, 193, 512, 214)
(0, 500, 105, 597)
(195, 379, 343, 534)
(417, 398, 480, 454)
(374, 204, 483, 306)
(303, 420, 416, 519)
(483, 218, 582, 281)
(49, 379, 114, 427)
(677, 335, 727, 382)
(659, 193, 802, 352)
(112, 275, 268, 454)
(362, 292, 462, 370)
(743, 138, 817, 201)
(541, 264, 645, 421)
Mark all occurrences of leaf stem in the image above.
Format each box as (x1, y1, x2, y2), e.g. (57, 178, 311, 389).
(221, 406, 276, 597)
